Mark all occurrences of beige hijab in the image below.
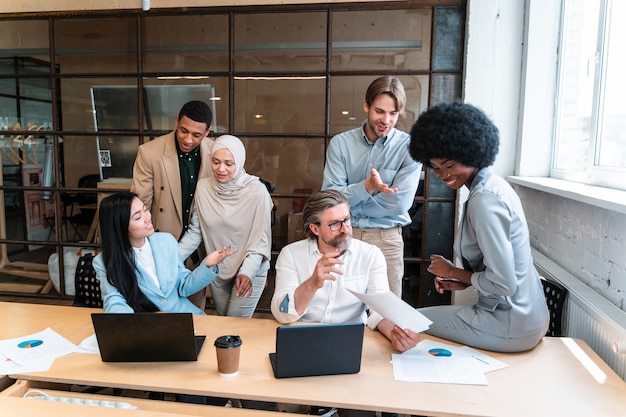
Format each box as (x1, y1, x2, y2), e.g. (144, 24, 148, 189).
(195, 135, 272, 278)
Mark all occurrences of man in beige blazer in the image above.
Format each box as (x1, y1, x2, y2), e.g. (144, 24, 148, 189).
(131, 100, 213, 309)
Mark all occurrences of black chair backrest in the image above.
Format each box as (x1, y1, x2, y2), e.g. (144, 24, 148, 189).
(541, 278, 567, 337)
(77, 174, 101, 205)
(73, 253, 103, 308)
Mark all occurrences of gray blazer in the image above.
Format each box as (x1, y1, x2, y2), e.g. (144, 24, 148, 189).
(455, 167, 549, 338)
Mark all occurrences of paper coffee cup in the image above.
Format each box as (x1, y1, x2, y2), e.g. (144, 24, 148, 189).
(214, 335, 242, 377)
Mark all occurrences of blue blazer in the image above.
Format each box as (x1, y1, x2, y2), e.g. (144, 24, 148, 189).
(93, 232, 217, 314)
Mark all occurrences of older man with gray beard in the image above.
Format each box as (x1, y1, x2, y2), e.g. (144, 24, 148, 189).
(271, 190, 419, 352)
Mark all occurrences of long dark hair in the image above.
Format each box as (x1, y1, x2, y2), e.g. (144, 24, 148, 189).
(98, 192, 158, 312)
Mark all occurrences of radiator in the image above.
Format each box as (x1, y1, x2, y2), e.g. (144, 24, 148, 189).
(533, 249, 626, 381)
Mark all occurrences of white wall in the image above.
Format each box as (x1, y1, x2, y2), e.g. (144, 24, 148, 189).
(464, 0, 525, 178)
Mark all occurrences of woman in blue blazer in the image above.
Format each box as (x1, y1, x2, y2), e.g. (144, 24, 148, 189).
(406, 102, 549, 353)
(93, 192, 236, 314)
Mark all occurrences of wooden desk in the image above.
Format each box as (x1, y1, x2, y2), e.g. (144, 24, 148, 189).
(0, 381, 301, 417)
(0, 396, 189, 417)
(6, 305, 626, 417)
(0, 394, 298, 417)
(0, 302, 97, 344)
(0, 302, 98, 391)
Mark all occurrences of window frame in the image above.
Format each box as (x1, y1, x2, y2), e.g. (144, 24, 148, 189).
(551, 0, 626, 191)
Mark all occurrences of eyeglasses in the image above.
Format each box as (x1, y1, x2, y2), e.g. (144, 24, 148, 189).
(317, 216, 351, 232)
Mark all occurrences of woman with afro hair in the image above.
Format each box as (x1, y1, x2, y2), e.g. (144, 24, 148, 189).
(407, 102, 549, 352)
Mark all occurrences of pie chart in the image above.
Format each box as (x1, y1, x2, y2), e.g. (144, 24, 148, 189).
(18, 339, 44, 349)
(428, 348, 452, 357)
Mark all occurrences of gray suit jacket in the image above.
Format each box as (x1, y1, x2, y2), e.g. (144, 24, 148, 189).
(456, 168, 549, 338)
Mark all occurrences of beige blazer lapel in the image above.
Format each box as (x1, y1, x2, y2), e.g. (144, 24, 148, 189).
(162, 136, 183, 224)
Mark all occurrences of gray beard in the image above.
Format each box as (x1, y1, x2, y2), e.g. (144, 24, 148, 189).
(330, 234, 351, 251)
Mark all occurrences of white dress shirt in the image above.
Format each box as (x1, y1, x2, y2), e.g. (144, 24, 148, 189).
(271, 238, 388, 328)
(132, 239, 160, 289)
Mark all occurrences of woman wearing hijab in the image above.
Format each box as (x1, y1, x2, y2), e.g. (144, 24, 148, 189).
(93, 191, 236, 314)
(179, 134, 273, 318)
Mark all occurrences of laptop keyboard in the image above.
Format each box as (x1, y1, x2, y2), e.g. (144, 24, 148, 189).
(24, 389, 139, 409)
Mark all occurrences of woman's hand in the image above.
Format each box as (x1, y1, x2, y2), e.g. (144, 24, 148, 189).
(428, 254, 472, 294)
(235, 274, 252, 298)
(427, 254, 456, 278)
(434, 277, 470, 294)
(205, 246, 238, 267)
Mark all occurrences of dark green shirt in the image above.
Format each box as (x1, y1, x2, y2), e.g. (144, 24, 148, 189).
(175, 139, 201, 239)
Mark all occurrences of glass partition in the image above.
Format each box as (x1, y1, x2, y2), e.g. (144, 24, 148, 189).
(0, 20, 49, 62)
(60, 77, 137, 132)
(331, 9, 431, 71)
(143, 14, 229, 73)
(54, 17, 137, 74)
(234, 77, 326, 134)
(234, 12, 327, 72)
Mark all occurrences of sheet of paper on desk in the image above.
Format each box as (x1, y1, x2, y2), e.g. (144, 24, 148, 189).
(0, 327, 78, 369)
(400, 339, 509, 376)
(391, 353, 488, 385)
(0, 352, 55, 376)
(347, 289, 432, 333)
(77, 334, 100, 354)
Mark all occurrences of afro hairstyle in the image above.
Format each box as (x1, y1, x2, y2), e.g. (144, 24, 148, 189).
(409, 101, 499, 169)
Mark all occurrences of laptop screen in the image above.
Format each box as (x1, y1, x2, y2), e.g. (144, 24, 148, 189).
(269, 322, 364, 378)
(91, 313, 205, 362)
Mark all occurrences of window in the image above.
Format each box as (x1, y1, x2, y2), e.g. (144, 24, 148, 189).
(553, 0, 626, 190)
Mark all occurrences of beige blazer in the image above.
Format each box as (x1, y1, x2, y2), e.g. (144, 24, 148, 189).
(131, 131, 213, 240)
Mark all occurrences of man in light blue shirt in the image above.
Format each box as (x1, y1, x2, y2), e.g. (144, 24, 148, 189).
(322, 76, 422, 297)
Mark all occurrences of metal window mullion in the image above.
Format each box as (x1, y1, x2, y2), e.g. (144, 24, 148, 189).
(589, 0, 610, 168)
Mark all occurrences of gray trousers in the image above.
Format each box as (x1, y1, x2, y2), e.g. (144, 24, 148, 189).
(209, 269, 268, 318)
(418, 305, 545, 353)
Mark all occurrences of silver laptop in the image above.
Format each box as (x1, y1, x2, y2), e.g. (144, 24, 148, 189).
(269, 322, 364, 378)
(91, 313, 205, 362)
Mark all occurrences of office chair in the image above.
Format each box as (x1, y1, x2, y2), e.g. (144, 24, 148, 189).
(541, 278, 568, 337)
(72, 252, 102, 308)
(63, 174, 100, 241)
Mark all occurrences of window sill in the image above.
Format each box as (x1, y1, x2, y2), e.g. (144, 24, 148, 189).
(507, 176, 626, 215)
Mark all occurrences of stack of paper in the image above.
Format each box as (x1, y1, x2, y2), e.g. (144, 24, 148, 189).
(391, 339, 509, 385)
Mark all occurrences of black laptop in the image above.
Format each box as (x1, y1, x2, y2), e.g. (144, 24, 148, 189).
(91, 313, 205, 362)
(269, 322, 365, 378)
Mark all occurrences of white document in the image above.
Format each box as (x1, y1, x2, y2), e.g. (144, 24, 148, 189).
(0, 352, 55, 376)
(0, 327, 78, 370)
(403, 339, 509, 374)
(391, 339, 509, 385)
(455, 345, 510, 374)
(391, 353, 488, 385)
(347, 289, 432, 333)
(77, 334, 101, 354)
